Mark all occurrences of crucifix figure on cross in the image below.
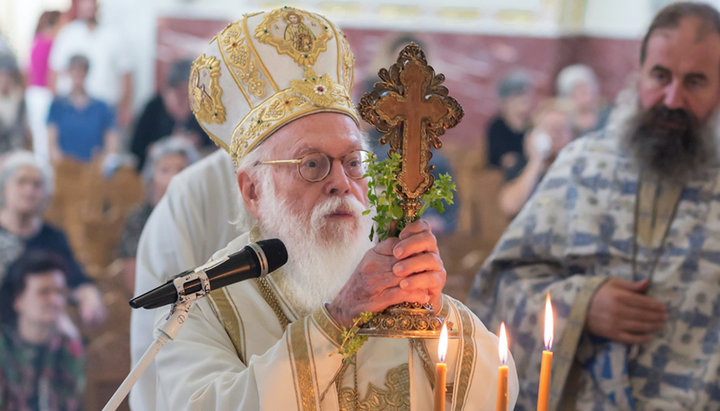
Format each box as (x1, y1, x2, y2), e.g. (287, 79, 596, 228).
(359, 43, 463, 225)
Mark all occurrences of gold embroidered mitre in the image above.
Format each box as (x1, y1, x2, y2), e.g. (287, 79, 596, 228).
(188, 7, 358, 166)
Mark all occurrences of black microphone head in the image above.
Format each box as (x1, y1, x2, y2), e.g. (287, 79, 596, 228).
(256, 238, 288, 273)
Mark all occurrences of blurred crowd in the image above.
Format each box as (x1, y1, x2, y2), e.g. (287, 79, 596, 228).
(0, 0, 205, 408)
(0, 1, 612, 407)
(486, 64, 609, 218)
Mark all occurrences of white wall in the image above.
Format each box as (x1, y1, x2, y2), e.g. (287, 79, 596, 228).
(583, 0, 652, 38)
(0, 0, 71, 64)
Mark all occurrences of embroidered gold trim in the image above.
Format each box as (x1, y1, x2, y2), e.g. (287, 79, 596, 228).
(229, 69, 357, 166)
(410, 338, 435, 387)
(243, 14, 279, 92)
(452, 301, 476, 411)
(312, 305, 344, 348)
(338, 363, 410, 410)
(290, 67, 352, 109)
(189, 54, 226, 124)
(323, 19, 353, 93)
(286, 324, 304, 410)
(288, 317, 319, 410)
(256, 276, 290, 330)
(412, 295, 452, 389)
(216, 26, 252, 107)
(206, 288, 246, 363)
(219, 21, 266, 100)
(255, 7, 333, 67)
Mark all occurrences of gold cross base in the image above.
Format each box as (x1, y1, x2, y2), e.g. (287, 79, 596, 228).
(358, 302, 456, 338)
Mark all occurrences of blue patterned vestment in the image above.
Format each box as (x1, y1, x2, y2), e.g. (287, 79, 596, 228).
(467, 128, 720, 410)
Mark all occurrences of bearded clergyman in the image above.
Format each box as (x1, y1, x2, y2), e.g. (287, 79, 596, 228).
(149, 7, 519, 410)
(468, 2, 720, 410)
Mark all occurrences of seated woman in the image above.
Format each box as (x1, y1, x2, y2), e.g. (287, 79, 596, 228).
(0, 251, 84, 410)
(0, 150, 105, 328)
(498, 98, 575, 218)
(117, 136, 199, 293)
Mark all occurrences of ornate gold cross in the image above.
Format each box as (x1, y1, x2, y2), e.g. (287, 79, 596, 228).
(357, 43, 463, 338)
(359, 43, 463, 224)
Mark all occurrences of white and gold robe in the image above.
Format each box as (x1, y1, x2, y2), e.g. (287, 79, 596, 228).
(155, 230, 519, 410)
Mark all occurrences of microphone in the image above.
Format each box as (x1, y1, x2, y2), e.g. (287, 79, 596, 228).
(129, 239, 288, 309)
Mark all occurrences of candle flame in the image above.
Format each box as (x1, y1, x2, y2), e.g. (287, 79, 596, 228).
(438, 322, 448, 363)
(498, 322, 508, 364)
(544, 293, 554, 350)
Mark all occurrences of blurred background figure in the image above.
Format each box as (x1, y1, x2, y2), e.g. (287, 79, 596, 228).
(0, 250, 84, 411)
(0, 150, 105, 328)
(117, 136, 198, 293)
(47, 54, 117, 164)
(0, 53, 29, 155)
(498, 98, 574, 217)
(486, 69, 535, 170)
(362, 34, 460, 235)
(25, 10, 62, 166)
(555, 63, 609, 137)
(130, 59, 210, 171)
(49, 0, 134, 131)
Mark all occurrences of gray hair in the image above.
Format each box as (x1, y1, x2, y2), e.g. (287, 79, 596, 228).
(141, 136, 200, 183)
(497, 69, 533, 99)
(556, 64, 599, 98)
(0, 151, 54, 208)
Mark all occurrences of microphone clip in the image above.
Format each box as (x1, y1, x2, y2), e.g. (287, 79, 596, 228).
(172, 270, 211, 306)
(170, 255, 228, 311)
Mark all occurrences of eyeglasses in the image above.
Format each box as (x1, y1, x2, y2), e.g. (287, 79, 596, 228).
(260, 150, 372, 182)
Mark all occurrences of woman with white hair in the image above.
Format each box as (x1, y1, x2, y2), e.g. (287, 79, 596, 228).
(0, 150, 105, 328)
(117, 136, 199, 293)
(555, 64, 610, 137)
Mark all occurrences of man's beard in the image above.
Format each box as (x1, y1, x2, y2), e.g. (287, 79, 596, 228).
(615, 89, 719, 182)
(254, 174, 374, 316)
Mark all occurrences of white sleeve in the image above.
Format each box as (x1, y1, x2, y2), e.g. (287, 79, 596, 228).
(155, 303, 345, 410)
(129, 178, 208, 410)
(49, 27, 72, 72)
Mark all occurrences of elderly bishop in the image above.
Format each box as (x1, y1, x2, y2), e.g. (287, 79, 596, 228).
(152, 7, 518, 410)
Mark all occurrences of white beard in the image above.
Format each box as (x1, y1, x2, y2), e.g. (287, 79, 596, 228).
(255, 176, 374, 316)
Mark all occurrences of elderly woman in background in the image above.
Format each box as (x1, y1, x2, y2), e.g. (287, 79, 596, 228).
(0, 250, 84, 411)
(555, 64, 609, 137)
(0, 150, 105, 328)
(117, 136, 199, 293)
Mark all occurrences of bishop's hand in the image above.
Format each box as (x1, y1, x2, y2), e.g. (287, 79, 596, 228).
(327, 220, 446, 328)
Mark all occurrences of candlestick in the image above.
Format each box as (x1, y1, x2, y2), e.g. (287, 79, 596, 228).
(496, 322, 508, 411)
(537, 293, 554, 411)
(434, 322, 448, 411)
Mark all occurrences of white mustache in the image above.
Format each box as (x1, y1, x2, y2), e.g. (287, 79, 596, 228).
(310, 196, 366, 223)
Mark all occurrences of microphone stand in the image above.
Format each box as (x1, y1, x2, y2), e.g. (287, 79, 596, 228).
(103, 271, 213, 411)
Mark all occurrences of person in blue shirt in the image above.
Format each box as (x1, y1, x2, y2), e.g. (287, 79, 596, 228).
(47, 54, 117, 163)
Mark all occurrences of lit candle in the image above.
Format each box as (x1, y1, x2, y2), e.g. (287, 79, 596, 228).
(496, 322, 509, 411)
(434, 322, 448, 411)
(537, 293, 554, 411)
